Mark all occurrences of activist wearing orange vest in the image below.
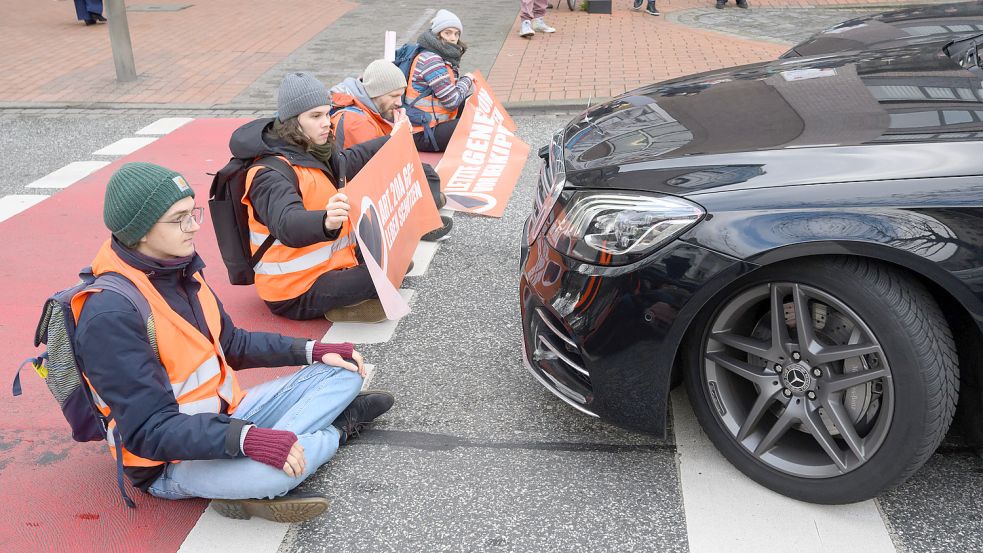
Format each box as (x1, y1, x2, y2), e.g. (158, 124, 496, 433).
(405, 10, 474, 151)
(73, 239, 244, 469)
(74, 161, 394, 522)
(231, 71, 393, 322)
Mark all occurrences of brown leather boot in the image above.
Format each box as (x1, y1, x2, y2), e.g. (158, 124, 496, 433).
(211, 493, 329, 523)
(324, 298, 387, 323)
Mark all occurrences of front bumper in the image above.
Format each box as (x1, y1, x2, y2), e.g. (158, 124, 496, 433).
(519, 216, 747, 436)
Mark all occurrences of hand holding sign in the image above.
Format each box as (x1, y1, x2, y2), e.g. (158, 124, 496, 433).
(324, 192, 350, 231)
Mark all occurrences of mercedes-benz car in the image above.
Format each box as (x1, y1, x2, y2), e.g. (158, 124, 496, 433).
(782, 0, 983, 58)
(519, 37, 983, 504)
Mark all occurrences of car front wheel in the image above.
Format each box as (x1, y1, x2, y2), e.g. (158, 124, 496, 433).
(683, 257, 959, 504)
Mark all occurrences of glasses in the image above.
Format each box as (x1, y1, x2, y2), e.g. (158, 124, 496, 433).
(158, 207, 204, 232)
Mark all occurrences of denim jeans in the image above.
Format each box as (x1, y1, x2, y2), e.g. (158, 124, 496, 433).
(147, 363, 363, 500)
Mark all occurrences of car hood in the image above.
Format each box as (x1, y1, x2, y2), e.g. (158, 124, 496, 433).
(560, 41, 983, 195)
(787, 1, 983, 58)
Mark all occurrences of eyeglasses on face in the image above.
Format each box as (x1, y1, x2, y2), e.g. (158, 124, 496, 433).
(158, 207, 204, 232)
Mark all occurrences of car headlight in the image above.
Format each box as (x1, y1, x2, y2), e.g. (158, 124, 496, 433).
(546, 191, 704, 266)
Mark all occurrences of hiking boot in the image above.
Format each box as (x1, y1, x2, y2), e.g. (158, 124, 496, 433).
(532, 17, 556, 33)
(324, 298, 386, 324)
(737, 0, 748, 7)
(211, 492, 329, 523)
(421, 215, 453, 242)
(332, 390, 395, 445)
(519, 19, 535, 38)
(633, 0, 644, 9)
(715, 1, 725, 7)
(645, 2, 660, 15)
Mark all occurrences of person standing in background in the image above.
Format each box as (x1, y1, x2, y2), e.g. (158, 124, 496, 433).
(518, 0, 556, 38)
(74, 0, 106, 26)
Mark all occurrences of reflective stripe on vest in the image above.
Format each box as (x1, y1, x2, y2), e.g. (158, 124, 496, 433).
(241, 158, 359, 302)
(73, 240, 245, 468)
(253, 233, 355, 276)
(405, 54, 460, 128)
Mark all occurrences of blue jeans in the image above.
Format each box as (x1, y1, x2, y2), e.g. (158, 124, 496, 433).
(147, 363, 363, 500)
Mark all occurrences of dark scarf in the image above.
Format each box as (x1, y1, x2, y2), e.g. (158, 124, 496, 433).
(271, 118, 336, 170)
(417, 30, 466, 69)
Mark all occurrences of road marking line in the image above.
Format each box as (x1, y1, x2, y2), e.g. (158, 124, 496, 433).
(408, 241, 440, 277)
(361, 363, 376, 389)
(136, 118, 194, 135)
(92, 137, 160, 156)
(26, 161, 110, 189)
(0, 195, 48, 223)
(671, 388, 897, 553)
(321, 289, 415, 344)
(177, 506, 289, 553)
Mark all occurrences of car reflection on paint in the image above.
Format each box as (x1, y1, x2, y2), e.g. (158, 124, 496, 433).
(782, 0, 983, 58)
(519, 33, 983, 504)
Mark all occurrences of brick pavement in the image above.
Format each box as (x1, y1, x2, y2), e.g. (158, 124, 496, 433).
(2, 0, 354, 105)
(3, 0, 938, 111)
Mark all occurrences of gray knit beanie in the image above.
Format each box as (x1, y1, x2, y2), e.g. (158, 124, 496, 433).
(431, 9, 462, 34)
(362, 59, 408, 98)
(104, 162, 195, 247)
(276, 72, 330, 122)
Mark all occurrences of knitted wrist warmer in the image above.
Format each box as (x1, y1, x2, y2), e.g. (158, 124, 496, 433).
(242, 427, 298, 469)
(313, 342, 355, 361)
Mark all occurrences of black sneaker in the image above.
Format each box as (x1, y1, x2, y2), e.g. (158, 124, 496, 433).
(211, 492, 329, 523)
(715, 1, 725, 7)
(332, 390, 395, 445)
(736, 0, 748, 7)
(646, 2, 660, 15)
(421, 215, 453, 242)
(435, 192, 447, 210)
(632, 0, 644, 9)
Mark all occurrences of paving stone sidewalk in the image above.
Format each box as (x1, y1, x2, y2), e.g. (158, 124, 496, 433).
(2, 0, 943, 112)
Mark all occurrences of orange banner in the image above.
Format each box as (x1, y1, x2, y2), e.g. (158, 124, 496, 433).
(346, 122, 442, 319)
(436, 71, 530, 218)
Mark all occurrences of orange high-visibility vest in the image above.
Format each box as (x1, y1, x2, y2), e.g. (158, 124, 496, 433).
(330, 92, 391, 149)
(405, 54, 461, 131)
(241, 157, 358, 302)
(72, 240, 246, 468)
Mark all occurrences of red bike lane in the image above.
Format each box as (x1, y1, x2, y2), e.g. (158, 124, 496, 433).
(0, 119, 332, 552)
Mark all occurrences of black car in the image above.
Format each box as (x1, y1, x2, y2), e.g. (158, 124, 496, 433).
(519, 37, 983, 504)
(782, 0, 983, 58)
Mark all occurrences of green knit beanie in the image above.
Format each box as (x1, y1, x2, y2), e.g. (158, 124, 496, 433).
(103, 162, 195, 247)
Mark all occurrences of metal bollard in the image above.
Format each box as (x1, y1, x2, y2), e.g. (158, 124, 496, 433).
(106, 0, 137, 82)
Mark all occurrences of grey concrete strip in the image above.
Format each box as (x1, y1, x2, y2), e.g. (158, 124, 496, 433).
(671, 388, 897, 553)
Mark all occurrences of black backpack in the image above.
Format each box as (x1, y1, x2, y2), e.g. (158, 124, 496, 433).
(208, 155, 297, 285)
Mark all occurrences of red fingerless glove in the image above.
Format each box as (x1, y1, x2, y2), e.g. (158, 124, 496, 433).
(313, 342, 355, 361)
(243, 427, 298, 469)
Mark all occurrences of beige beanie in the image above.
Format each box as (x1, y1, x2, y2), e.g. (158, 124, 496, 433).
(361, 59, 408, 98)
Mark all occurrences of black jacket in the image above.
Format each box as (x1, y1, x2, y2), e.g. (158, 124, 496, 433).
(229, 118, 388, 248)
(75, 239, 310, 491)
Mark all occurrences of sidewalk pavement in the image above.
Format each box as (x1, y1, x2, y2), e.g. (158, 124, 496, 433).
(5, 0, 929, 112)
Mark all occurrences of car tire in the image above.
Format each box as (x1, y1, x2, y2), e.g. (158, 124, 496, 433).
(683, 257, 959, 504)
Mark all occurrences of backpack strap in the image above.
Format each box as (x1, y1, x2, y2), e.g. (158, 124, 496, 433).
(247, 156, 299, 267)
(88, 272, 152, 510)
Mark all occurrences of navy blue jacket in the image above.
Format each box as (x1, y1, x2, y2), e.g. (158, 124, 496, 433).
(75, 239, 309, 491)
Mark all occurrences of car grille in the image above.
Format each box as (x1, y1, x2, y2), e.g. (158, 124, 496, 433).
(532, 307, 592, 392)
(525, 162, 553, 245)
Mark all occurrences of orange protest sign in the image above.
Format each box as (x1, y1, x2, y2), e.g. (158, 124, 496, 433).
(346, 123, 442, 319)
(436, 71, 530, 218)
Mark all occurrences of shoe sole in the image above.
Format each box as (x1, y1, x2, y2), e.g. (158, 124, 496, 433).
(211, 497, 329, 523)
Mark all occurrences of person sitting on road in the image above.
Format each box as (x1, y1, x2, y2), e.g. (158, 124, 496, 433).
(231, 71, 407, 322)
(330, 59, 453, 240)
(75, 161, 394, 523)
(406, 9, 473, 152)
